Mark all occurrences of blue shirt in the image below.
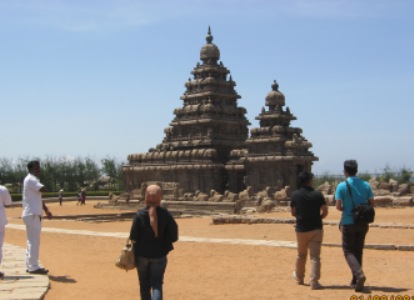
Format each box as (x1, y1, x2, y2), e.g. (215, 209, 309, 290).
(335, 176, 374, 225)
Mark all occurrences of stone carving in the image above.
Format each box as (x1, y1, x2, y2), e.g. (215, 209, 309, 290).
(378, 181, 393, 192)
(396, 183, 411, 196)
(274, 186, 292, 202)
(183, 192, 194, 201)
(238, 186, 254, 201)
(256, 186, 274, 200)
(209, 189, 224, 202)
(317, 181, 333, 196)
(369, 177, 380, 190)
(392, 196, 413, 206)
(108, 192, 120, 204)
(319, 178, 414, 208)
(389, 179, 399, 192)
(257, 198, 277, 212)
(223, 190, 239, 202)
(194, 190, 209, 202)
(373, 195, 395, 206)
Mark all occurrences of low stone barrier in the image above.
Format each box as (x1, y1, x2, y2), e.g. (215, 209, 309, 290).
(211, 215, 414, 230)
(97, 200, 237, 216)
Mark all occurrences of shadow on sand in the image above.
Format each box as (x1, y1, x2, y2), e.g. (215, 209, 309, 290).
(49, 275, 77, 283)
(317, 284, 411, 294)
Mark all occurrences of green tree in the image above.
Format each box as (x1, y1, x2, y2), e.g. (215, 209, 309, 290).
(84, 157, 100, 190)
(0, 158, 14, 185)
(396, 167, 412, 184)
(101, 157, 126, 190)
(380, 164, 395, 182)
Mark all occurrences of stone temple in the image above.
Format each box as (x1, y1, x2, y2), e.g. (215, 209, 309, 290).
(122, 28, 318, 202)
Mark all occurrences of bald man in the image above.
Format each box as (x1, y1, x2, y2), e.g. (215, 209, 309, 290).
(129, 184, 178, 300)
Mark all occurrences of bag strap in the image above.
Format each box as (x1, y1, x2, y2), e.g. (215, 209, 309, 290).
(345, 180, 357, 209)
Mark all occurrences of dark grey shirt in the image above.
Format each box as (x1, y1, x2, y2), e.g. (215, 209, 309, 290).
(290, 186, 326, 232)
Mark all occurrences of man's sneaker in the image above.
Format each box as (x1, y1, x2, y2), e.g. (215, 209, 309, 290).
(0, 271, 4, 277)
(310, 281, 323, 290)
(292, 271, 304, 285)
(355, 274, 366, 292)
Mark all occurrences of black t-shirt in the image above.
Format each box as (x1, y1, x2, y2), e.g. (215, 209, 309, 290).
(129, 206, 178, 258)
(290, 186, 326, 232)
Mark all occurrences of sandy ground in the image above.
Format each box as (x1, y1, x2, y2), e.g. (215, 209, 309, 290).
(4, 200, 414, 300)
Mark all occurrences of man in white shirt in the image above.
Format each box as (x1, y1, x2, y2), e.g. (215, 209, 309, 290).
(22, 161, 52, 274)
(0, 184, 12, 277)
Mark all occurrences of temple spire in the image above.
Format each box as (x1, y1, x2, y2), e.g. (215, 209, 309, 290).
(206, 26, 213, 44)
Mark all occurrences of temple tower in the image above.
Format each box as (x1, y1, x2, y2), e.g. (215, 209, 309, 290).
(123, 27, 250, 196)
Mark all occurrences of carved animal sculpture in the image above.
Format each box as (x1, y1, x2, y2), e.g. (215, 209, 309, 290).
(256, 186, 273, 200)
(223, 190, 239, 202)
(209, 189, 224, 202)
(316, 181, 333, 195)
(238, 186, 254, 201)
(183, 192, 194, 201)
(274, 186, 292, 202)
(194, 190, 209, 201)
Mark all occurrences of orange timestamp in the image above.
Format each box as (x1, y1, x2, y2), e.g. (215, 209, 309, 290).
(350, 296, 414, 300)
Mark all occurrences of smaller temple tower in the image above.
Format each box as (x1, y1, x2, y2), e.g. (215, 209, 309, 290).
(226, 80, 318, 193)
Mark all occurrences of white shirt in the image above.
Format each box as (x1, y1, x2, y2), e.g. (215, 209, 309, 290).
(0, 185, 12, 227)
(22, 173, 44, 217)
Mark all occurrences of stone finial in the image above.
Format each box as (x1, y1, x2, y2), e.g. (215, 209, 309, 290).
(200, 26, 220, 62)
(206, 26, 213, 44)
(271, 80, 279, 91)
(265, 80, 285, 109)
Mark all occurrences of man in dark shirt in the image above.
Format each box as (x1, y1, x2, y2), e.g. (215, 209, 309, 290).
(130, 184, 178, 300)
(290, 171, 328, 290)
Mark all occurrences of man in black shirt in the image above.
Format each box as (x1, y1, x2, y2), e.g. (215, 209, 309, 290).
(130, 184, 178, 300)
(290, 171, 328, 290)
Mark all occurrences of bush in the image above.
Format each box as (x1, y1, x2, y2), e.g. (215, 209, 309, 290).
(10, 193, 22, 202)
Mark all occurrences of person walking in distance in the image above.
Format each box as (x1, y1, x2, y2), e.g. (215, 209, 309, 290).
(290, 171, 328, 290)
(81, 188, 87, 205)
(0, 184, 12, 277)
(130, 184, 178, 300)
(22, 160, 52, 274)
(58, 189, 63, 206)
(335, 160, 375, 292)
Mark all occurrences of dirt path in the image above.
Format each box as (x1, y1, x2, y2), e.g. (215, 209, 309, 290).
(4, 201, 414, 300)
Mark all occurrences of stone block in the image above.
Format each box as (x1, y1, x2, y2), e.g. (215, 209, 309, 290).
(393, 196, 413, 206)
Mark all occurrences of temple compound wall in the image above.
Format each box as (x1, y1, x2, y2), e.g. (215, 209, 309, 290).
(122, 28, 318, 202)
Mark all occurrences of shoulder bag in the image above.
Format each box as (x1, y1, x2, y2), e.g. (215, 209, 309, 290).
(346, 180, 375, 224)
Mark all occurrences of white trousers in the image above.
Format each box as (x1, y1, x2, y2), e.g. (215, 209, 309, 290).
(0, 226, 5, 266)
(23, 215, 42, 271)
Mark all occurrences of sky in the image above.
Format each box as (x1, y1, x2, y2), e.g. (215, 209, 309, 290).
(1, 0, 413, 175)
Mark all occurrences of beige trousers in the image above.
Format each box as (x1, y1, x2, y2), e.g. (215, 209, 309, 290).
(295, 229, 323, 283)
